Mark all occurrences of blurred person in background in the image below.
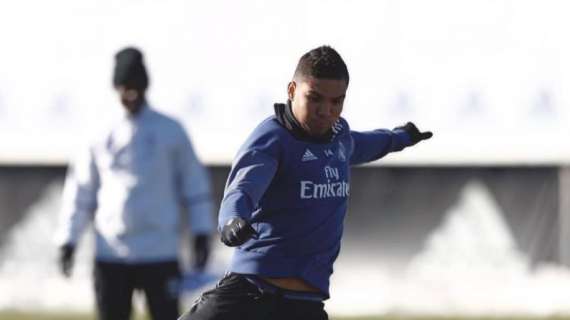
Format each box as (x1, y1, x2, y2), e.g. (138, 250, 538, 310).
(55, 47, 215, 320)
(179, 45, 432, 320)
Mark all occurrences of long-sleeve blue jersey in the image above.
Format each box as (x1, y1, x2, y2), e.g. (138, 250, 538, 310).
(218, 113, 411, 297)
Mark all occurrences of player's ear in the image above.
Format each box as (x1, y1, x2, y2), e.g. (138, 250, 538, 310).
(287, 81, 296, 101)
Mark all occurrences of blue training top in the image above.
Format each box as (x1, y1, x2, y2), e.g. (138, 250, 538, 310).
(218, 111, 411, 298)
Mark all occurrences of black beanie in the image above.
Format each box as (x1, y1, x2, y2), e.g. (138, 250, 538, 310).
(113, 47, 149, 90)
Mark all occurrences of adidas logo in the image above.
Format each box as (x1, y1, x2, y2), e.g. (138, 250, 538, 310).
(301, 149, 318, 162)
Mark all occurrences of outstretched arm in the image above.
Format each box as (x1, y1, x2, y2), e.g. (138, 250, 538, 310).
(350, 122, 432, 165)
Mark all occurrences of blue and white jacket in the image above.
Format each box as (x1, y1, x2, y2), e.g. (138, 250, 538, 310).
(218, 102, 412, 298)
(56, 105, 214, 263)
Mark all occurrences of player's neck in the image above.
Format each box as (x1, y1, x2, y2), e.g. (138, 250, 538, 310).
(274, 101, 332, 144)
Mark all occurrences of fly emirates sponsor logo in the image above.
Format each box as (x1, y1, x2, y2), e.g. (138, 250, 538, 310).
(300, 166, 349, 199)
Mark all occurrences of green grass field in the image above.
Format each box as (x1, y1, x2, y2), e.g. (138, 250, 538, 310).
(1, 313, 570, 320)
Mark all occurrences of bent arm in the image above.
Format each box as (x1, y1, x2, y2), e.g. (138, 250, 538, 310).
(218, 150, 278, 231)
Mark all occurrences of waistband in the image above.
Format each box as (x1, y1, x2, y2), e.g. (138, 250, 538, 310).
(241, 274, 326, 302)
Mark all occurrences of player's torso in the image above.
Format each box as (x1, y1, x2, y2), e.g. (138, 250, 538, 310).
(264, 119, 352, 206)
(277, 139, 350, 202)
(250, 126, 352, 255)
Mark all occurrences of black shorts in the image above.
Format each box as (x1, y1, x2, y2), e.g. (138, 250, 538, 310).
(178, 273, 328, 320)
(94, 260, 180, 320)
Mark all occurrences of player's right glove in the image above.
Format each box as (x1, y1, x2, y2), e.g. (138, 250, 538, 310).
(221, 217, 257, 247)
(58, 243, 75, 278)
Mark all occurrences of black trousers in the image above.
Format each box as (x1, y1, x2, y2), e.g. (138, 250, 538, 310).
(94, 260, 181, 320)
(178, 273, 328, 320)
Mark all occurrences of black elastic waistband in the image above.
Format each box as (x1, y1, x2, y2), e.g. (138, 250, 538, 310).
(240, 274, 326, 302)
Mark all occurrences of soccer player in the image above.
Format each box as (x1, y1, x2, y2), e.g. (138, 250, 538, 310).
(179, 45, 432, 320)
(56, 47, 215, 320)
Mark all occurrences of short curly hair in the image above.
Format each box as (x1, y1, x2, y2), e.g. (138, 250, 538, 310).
(293, 45, 349, 84)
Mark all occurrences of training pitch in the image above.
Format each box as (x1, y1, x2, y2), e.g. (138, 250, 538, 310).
(1, 313, 570, 320)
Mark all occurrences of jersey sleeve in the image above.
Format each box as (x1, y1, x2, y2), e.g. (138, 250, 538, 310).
(173, 124, 215, 235)
(218, 129, 280, 231)
(55, 146, 100, 246)
(349, 128, 411, 165)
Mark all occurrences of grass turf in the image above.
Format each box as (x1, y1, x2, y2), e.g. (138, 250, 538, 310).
(1, 313, 570, 320)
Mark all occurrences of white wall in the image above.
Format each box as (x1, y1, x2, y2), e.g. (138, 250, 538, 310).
(0, 0, 569, 165)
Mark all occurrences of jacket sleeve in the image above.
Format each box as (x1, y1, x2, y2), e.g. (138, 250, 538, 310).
(174, 126, 215, 235)
(349, 128, 411, 165)
(55, 147, 99, 246)
(217, 125, 280, 231)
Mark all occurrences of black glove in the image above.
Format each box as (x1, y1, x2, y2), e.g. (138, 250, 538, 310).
(221, 217, 257, 247)
(58, 244, 75, 278)
(192, 234, 210, 271)
(394, 122, 433, 145)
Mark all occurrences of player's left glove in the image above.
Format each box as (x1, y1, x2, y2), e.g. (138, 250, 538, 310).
(192, 234, 210, 271)
(394, 122, 433, 145)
